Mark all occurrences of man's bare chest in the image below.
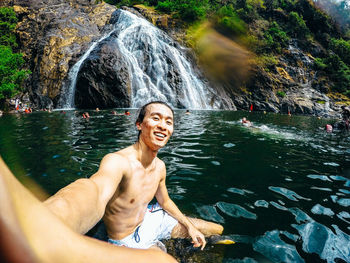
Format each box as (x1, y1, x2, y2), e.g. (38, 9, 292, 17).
(113, 167, 160, 208)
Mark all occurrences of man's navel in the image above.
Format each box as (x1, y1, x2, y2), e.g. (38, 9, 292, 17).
(130, 198, 135, 204)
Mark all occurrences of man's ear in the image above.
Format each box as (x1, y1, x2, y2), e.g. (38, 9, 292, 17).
(136, 122, 142, 130)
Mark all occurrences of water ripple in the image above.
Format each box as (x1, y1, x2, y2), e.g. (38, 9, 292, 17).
(269, 186, 311, 201)
(292, 222, 350, 262)
(253, 230, 304, 263)
(195, 204, 225, 224)
(311, 204, 335, 217)
(216, 202, 257, 220)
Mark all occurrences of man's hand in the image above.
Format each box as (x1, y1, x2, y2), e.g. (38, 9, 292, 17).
(188, 226, 206, 250)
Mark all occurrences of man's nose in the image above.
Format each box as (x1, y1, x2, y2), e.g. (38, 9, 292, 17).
(157, 119, 166, 130)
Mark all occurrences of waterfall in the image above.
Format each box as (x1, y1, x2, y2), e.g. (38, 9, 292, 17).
(114, 9, 212, 109)
(58, 29, 118, 109)
(59, 9, 215, 109)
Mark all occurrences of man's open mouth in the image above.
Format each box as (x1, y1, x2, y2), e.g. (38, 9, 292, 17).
(154, 132, 166, 138)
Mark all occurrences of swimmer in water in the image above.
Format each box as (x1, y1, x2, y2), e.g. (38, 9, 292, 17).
(242, 117, 252, 127)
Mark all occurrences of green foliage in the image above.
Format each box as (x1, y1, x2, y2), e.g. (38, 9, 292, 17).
(214, 5, 246, 36)
(103, 0, 118, 4)
(156, 0, 208, 22)
(263, 21, 290, 53)
(314, 57, 327, 70)
(322, 54, 350, 94)
(276, 90, 286, 97)
(329, 38, 350, 65)
(256, 55, 278, 71)
(0, 45, 30, 100)
(278, 0, 295, 10)
(0, 7, 18, 48)
(235, 0, 264, 22)
(288, 11, 309, 38)
(156, 0, 173, 12)
(0, 7, 30, 102)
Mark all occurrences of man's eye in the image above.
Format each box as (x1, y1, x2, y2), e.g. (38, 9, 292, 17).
(153, 117, 159, 120)
(167, 121, 173, 125)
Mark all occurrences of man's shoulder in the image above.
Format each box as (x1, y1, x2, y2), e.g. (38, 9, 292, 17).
(104, 146, 134, 162)
(101, 152, 131, 170)
(155, 157, 166, 171)
(103, 152, 127, 162)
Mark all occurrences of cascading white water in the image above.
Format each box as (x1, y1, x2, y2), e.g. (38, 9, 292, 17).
(114, 10, 212, 109)
(58, 28, 118, 109)
(59, 9, 215, 109)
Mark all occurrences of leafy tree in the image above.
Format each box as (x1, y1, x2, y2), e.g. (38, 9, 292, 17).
(0, 7, 30, 103)
(314, 57, 327, 70)
(264, 21, 290, 53)
(288, 11, 309, 38)
(0, 7, 17, 48)
(319, 54, 350, 95)
(329, 38, 350, 65)
(156, 0, 174, 12)
(235, 0, 264, 22)
(0, 45, 30, 100)
(156, 0, 208, 22)
(214, 5, 247, 36)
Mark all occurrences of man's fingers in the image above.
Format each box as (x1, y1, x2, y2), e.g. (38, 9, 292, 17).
(199, 237, 206, 250)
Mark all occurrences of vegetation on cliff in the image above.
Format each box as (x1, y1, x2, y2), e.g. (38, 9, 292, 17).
(0, 7, 30, 104)
(104, 0, 350, 98)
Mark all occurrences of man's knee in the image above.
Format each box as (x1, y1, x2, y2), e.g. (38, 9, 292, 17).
(189, 217, 224, 236)
(171, 222, 188, 238)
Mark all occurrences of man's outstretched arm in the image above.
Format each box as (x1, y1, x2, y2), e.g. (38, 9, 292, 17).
(155, 162, 207, 250)
(44, 153, 128, 234)
(0, 157, 177, 263)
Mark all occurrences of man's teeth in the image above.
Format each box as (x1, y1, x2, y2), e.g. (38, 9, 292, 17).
(155, 133, 165, 138)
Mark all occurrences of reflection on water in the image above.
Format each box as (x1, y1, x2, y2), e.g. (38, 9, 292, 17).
(0, 110, 350, 262)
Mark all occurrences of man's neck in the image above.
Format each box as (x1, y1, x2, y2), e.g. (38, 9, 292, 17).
(134, 141, 158, 169)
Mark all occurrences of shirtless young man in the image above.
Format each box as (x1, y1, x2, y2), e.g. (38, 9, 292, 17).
(44, 101, 223, 253)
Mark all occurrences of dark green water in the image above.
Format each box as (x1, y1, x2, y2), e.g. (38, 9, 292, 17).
(1, 110, 350, 263)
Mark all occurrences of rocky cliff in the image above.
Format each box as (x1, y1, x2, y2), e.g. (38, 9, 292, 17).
(1, 0, 346, 116)
(1, 0, 116, 109)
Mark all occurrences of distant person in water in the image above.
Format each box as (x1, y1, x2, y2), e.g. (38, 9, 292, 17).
(44, 101, 225, 254)
(125, 110, 130, 115)
(96, 108, 100, 112)
(242, 117, 252, 127)
(83, 112, 90, 119)
(185, 109, 190, 115)
(325, 124, 333, 133)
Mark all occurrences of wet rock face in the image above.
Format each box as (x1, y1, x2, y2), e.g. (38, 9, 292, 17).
(241, 39, 338, 117)
(2, 0, 116, 108)
(75, 39, 131, 108)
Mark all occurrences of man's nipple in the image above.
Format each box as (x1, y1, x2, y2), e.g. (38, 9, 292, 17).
(130, 198, 135, 204)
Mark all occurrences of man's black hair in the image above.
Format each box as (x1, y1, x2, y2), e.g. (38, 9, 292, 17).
(136, 101, 174, 141)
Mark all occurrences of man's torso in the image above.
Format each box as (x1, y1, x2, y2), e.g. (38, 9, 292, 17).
(103, 148, 163, 240)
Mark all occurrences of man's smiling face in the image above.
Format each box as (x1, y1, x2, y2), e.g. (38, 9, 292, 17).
(137, 103, 174, 151)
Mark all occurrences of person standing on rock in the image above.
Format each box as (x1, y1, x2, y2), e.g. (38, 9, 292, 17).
(44, 101, 224, 253)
